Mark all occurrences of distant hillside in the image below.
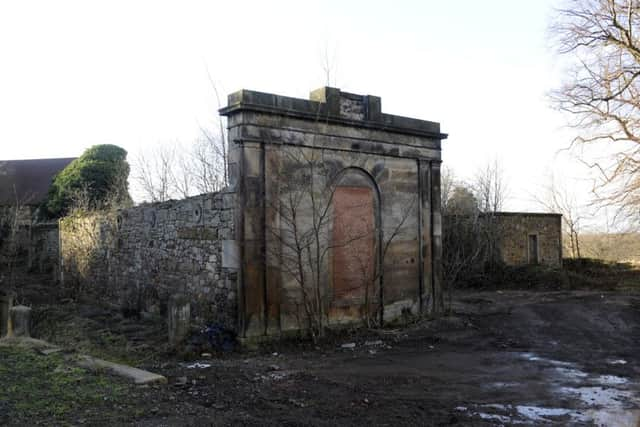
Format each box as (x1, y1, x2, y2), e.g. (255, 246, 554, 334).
(576, 233, 640, 263)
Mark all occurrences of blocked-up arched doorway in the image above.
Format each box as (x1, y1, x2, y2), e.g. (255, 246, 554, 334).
(330, 168, 381, 324)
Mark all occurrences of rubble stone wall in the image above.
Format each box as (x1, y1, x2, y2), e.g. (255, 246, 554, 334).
(60, 191, 238, 331)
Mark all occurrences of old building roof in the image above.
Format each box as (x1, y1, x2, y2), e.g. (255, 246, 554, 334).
(0, 158, 75, 206)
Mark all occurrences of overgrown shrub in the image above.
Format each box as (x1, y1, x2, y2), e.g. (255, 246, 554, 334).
(45, 144, 131, 218)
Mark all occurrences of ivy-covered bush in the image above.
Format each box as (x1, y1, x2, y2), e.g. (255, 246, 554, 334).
(45, 144, 131, 218)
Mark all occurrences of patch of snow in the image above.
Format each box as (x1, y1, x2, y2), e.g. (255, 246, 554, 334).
(607, 359, 628, 365)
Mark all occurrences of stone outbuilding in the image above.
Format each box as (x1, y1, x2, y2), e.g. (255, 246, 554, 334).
(220, 87, 447, 338)
(0, 157, 74, 272)
(491, 212, 563, 267)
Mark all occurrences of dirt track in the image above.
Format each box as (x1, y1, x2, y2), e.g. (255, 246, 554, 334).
(125, 290, 640, 426)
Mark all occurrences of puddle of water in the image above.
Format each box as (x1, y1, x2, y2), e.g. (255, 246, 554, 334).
(454, 406, 511, 424)
(515, 405, 575, 422)
(519, 352, 575, 367)
(503, 353, 640, 425)
(558, 386, 635, 408)
(458, 402, 640, 426)
(597, 375, 629, 386)
(554, 366, 589, 380)
(588, 409, 640, 427)
(185, 362, 212, 369)
(475, 412, 511, 423)
(487, 382, 520, 389)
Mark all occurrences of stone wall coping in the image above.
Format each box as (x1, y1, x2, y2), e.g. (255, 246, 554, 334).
(485, 211, 563, 218)
(219, 87, 448, 140)
(121, 189, 231, 211)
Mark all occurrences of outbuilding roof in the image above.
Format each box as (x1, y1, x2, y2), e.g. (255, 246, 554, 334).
(0, 158, 75, 206)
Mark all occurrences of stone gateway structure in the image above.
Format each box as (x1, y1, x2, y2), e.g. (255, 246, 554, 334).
(220, 87, 447, 339)
(60, 86, 447, 342)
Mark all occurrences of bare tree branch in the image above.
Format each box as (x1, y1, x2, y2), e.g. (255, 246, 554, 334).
(552, 0, 640, 222)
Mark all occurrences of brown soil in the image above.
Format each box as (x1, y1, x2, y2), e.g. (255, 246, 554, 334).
(126, 290, 640, 426)
(2, 269, 640, 425)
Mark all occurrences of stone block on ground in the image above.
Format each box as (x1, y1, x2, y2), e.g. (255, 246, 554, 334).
(9, 305, 31, 338)
(0, 292, 15, 337)
(76, 355, 167, 385)
(168, 293, 190, 347)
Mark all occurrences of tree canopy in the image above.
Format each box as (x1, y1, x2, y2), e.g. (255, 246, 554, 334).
(446, 186, 479, 216)
(45, 144, 131, 217)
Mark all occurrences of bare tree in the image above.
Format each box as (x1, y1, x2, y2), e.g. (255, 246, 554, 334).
(472, 159, 509, 269)
(353, 195, 418, 327)
(535, 174, 589, 258)
(268, 143, 417, 338)
(440, 165, 456, 214)
(551, 0, 640, 222)
(442, 184, 484, 308)
(0, 185, 30, 289)
(192, 132, 226, 194)
(320, 41, 339, 87)
(134, 143, 179, 203)
(268, 147, 338, 341)
(132, 70, 228, 203)
(473, 158, 508, 213)
(200, 68, 229, 191)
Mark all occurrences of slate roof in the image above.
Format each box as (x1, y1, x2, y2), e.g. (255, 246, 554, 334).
(0, 158, 76, 205)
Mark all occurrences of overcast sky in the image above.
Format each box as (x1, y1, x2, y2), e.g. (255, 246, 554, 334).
(0, 0, 591, 211)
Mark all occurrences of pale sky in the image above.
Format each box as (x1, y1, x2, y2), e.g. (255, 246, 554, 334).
(0, 0, 590, 212)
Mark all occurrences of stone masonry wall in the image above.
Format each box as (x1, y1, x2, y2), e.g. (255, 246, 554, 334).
(29, 222, 59, 273)
(60, 191, 237, 331)
(494, 213, 562, 267)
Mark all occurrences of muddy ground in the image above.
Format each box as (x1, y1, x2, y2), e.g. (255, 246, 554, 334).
(4, 285, 639, 426)
(129, 290, 640, 426)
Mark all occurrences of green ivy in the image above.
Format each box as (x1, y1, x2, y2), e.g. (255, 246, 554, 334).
(45, 144, 132, 218)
